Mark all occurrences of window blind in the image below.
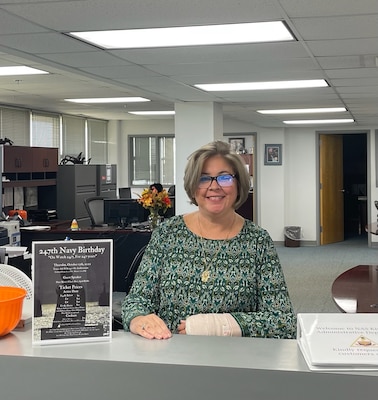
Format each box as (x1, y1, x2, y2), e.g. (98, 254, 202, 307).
(0, 107, 29, 146)
(31, 112, 60, 148)
(62, 115, 85, 159)
(88, 118, 108, 164)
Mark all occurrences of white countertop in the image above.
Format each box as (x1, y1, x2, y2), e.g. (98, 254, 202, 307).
(1, 328, 378, 400)
(2, 328, 301, 371)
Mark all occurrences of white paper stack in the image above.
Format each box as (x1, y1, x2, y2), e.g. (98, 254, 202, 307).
(297, 313, 378, 371)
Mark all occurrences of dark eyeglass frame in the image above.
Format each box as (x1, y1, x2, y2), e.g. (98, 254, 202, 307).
(198, 174, 236, 188)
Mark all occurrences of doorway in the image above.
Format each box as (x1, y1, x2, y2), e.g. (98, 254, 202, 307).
(343, 134, 367, 239)
(319, 132, 367, 245)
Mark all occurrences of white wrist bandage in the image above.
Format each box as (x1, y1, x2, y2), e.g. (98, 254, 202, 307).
(185, 313, 242, 336)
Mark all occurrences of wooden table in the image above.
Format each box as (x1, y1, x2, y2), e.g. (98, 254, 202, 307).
(332, 265, 378, 313)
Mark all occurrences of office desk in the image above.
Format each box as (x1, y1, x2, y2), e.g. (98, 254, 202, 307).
(332, 265, 378, 313)
(1, 329, 377, 400)
(20, 224, 151, 292)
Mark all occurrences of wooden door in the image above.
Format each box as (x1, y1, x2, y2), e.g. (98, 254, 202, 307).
(320, 134, 344, 244)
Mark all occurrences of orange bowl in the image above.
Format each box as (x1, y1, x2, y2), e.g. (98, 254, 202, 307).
(0, 287, 27, 337)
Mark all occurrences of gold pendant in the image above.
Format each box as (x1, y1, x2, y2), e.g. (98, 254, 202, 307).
(201, 270, 210, 282)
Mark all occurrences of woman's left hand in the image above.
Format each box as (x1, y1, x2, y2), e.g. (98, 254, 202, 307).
(177, 319, 186, 334)
(130, 314, 172, 339)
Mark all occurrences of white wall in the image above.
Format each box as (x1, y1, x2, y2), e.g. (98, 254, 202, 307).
(283, 129, 318, 242)
(108, 118, 377, 245)
(255, 128, 285, 240)
(174, 102, 224, 215)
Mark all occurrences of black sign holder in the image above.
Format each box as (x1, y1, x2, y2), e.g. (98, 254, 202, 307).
(32, 239, 113, 345)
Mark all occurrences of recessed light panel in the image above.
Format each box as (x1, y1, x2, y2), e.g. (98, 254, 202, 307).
(128, 111, 175, 115)
(283, 119, 354, 124)
(257, 107, 347, 114)
(195, 79, 328, 91)
(64, 97, 150, 103)
(0, 66, 48, 76)
(70, 21, 294, 49)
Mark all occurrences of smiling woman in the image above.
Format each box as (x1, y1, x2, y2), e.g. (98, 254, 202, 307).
(121, 140, 296, 340)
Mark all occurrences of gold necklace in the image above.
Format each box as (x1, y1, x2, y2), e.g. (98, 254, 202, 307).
(198, 213, 236, 283)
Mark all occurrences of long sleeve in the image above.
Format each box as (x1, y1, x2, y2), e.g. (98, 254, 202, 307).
(230, 233, 296, 338)
(121, 216, 296, 338)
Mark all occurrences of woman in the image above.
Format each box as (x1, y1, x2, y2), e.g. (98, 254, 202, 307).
(122, 140, 296, 340)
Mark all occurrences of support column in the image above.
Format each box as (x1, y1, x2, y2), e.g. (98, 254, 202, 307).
(174, 102, 223, 215)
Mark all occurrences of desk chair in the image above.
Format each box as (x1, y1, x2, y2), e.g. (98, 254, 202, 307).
(112, 244, 147, 330)
(124, 244, 147, 294)
(84, 196, 107, 227)
(168, 185, 175, 196)
(119, 187, 132, 198)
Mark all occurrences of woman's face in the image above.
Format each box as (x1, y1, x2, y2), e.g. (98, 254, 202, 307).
(194, 155, 238, 216)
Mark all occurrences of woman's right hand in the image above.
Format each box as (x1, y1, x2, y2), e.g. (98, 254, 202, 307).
(130, 314, 172, 340)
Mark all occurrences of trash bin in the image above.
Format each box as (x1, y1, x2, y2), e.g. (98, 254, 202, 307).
(284, 226, 301, 247)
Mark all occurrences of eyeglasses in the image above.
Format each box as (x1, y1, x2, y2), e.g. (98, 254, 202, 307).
(198, 174, 236, 188)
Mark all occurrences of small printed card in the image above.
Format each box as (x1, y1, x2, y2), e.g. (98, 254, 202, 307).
(32, 239, 113, 345)
(297, 313, 378, 370)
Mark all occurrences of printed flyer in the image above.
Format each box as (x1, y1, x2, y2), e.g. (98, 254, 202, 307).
(32, 239, 113, 345)
(297, 313, 378, 370)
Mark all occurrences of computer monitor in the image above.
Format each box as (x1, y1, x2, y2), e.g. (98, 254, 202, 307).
(103, 198, 148, 227)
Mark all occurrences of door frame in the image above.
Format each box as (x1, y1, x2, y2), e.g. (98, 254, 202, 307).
(316, 130, 370, 246)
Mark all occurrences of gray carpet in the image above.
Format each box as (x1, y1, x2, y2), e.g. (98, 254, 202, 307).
(277, 236, 377, 314)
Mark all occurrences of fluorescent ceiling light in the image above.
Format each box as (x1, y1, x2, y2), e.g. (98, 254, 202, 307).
(0, 66, 48, 76)
(128, 111, 175, 116)
(70, 21, 294, 49)
(257, 107, 347, 114)
(195, 79, 328, 91)
(65, 97, 150, 103)
(283, 119, 354, 124)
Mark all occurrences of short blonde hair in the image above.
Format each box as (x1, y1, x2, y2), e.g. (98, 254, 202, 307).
(184, 140, 250, 209)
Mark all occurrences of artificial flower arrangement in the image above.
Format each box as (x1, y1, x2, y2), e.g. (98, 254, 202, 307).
(137, 186, 172, 228)
(137, 187, 172, 212)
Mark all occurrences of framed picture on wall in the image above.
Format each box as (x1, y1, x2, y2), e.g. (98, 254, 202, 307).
(264, 144, 282, 165)
(229, 138, 245, 153)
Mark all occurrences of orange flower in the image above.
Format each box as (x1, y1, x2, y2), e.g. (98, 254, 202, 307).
(137, 187, 172, 213)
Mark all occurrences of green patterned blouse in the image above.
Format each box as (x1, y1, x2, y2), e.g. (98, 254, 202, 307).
(122, 215, 296, 339)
